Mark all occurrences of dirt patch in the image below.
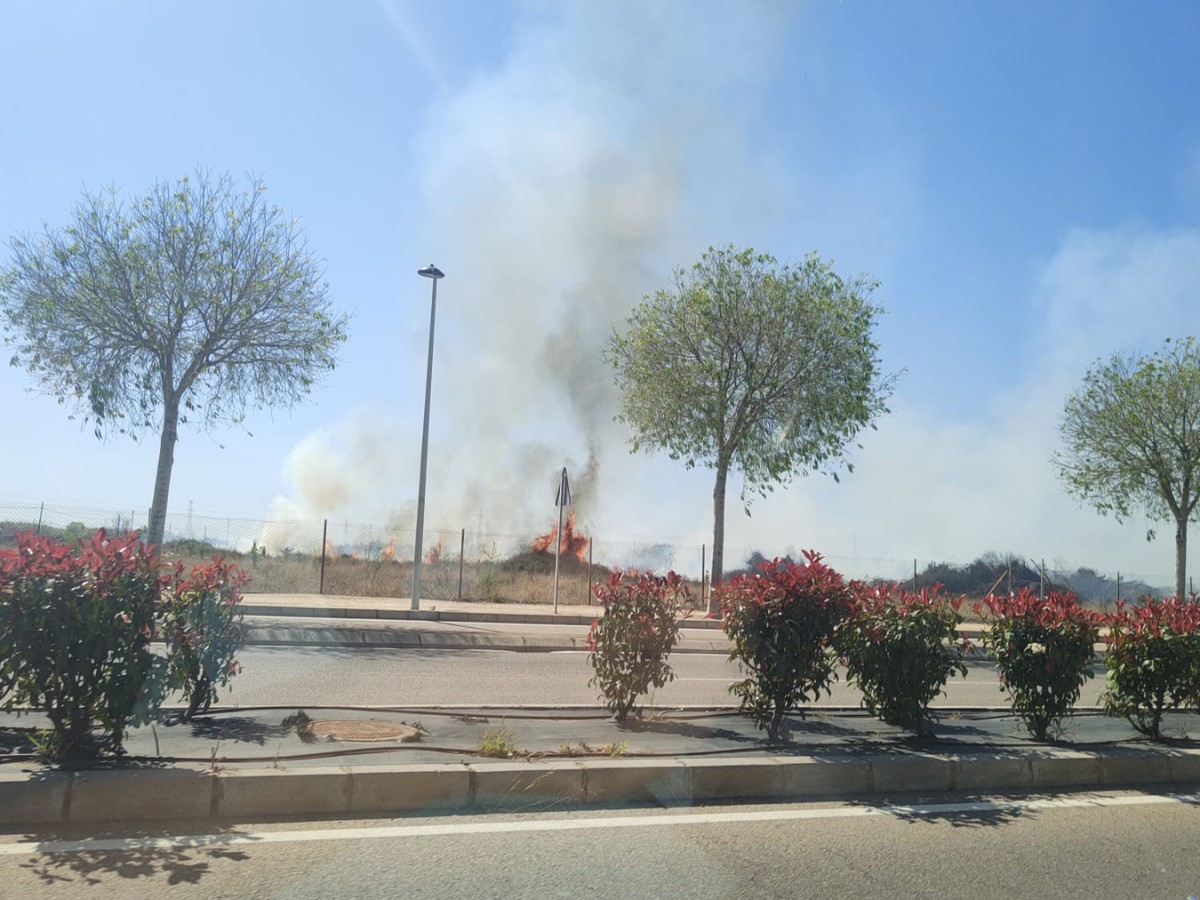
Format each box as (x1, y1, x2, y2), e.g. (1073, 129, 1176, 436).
(307, 720, 423, 743)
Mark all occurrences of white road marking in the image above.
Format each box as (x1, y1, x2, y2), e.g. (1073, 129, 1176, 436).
(3, 792, 1197, 857)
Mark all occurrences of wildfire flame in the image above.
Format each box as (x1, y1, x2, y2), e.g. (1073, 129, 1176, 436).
(532, 511, 589, 562)
(425, 539, 444, 564)
(380, 540, 395, 562)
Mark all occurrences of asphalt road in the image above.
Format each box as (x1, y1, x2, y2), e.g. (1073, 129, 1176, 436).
(3, 789, 1197, 899)
(221, 644, 1108, 709)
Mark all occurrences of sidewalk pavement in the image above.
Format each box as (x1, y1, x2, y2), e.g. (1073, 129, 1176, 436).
(0, 595, 1172, 830)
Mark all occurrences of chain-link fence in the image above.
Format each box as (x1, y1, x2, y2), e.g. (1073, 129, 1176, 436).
(0, 500, 1178, 606)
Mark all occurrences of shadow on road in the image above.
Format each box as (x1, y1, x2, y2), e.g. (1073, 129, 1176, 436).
(847, 793, 1036, 828)
(17, 828, 255, 886)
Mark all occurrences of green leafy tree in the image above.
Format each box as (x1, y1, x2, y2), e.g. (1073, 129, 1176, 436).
(1054, 337, 1200, 600)
(0, 170, 349, 549)
(607, 245, 894, 610)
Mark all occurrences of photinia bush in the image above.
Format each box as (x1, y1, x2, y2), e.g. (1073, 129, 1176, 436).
(0, 530, 165, 760)
(163, 558, 248, 722)
(719, 552, 852, 742)
(976, 589, 1102, 741)
(836, 584, 968, 737)
(587, 570, 690, 720)
(1103, 597, 1200, 740)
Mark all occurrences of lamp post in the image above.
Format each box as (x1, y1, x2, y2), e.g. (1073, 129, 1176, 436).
(412, 263, 444, 611)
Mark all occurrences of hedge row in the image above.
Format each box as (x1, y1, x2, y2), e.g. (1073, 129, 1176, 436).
(0, 530, 245, 761)
(587, 553, 1200, 742)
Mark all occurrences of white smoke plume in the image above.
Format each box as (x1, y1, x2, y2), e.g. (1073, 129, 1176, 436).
(269, 2, 788, 539)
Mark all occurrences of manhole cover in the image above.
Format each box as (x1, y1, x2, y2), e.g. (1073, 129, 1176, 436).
(307, 720, 423, 743)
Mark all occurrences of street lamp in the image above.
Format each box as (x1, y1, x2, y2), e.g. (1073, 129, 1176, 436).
(412, 263, 444, 611)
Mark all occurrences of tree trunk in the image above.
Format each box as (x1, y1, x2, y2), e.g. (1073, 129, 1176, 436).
(709, 458, 730, 614)
(1175, 513, 1188, 600)
(146, 395, 180, 551)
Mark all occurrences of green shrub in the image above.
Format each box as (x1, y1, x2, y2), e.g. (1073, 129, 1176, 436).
(586, 570, 689, 720)
(0, 530, 165, 760)
(976, 589, 1102, 741)
(1103, 597, 1200, 740)
(163, 558, 247, 722)
(836, 584, 968, 737)
(720, 552, 852, 742)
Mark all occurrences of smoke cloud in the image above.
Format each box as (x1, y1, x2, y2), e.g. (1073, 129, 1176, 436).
(270, 2, 788, 538)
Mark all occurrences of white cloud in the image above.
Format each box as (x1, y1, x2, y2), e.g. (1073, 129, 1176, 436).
(724, 225, 1200, 588)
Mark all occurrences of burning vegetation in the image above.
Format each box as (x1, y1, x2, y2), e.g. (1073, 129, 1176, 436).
(503, 511, 598, 575)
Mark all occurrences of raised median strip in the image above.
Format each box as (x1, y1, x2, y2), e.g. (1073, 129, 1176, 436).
(240, 618, 732, 653)
(4, 746, 1199, 828)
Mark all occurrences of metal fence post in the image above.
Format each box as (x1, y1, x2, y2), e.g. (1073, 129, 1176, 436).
(319, 519, 328, 595)
(586, 538, 593, 605)
(458, 527, 465, 600)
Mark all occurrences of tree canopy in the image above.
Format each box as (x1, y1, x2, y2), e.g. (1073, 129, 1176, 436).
(606, 245, 895, 606)
(1054, 336, 1200, 600)
(0, 169, 349, 548)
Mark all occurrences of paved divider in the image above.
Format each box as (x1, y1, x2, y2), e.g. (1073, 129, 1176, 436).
(5, 746, 1199, 828)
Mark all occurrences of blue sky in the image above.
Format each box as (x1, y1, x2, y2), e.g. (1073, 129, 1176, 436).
(2, 1, 1199, 586)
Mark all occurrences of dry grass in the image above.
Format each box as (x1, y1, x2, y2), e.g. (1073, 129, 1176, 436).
(161, 550, 709, 608)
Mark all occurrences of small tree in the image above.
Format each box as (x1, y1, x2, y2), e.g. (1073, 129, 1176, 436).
(0, 531, 165, 760)
(835, 584, 968, 738)
(1054, 337, 1200, 600)
(0, 170, 349, 549)
(976, 590, 1102, 742)
(720, 553, 852, 741)
(1103, 597, 1200, 740)
(586, 570, 690, 720)
(163, 558, 248, 722)
(607, 245, 894, 611)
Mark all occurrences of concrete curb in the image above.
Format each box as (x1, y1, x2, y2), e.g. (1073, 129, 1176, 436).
(4, 746, 1199, 828)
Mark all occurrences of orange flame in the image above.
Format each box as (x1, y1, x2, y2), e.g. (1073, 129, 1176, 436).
(380, 540, 395, 562)
(425, 539, 444, 564)
(531, 511, 589, 562)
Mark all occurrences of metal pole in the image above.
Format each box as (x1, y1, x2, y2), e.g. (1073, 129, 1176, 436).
(913, 558, 918, 593)
(411, 265, 443, 611)
(586, 538, 593, 605)
(701, 544, 706, 610)
(553, 501, 564, 614)
(1039, 558, 1045, 601)
(457, 527, 465, 600)
(1116, 572, 1121, 606)
(36, 502, 43, 535)
(319, 519, 328, 595)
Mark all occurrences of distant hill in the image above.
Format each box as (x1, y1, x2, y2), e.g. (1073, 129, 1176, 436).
(728, 550, 1167, 602)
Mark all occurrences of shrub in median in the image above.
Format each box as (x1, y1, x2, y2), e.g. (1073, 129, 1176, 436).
(976, 589, 1102, 741)
(836, 584, 968, 737)
(1103, 597, 1200, 740)
(587, 570, 690, 720)
(0, 530, 165, 760)
(163, 558, 248, 722)
(720, 552, 852, 742)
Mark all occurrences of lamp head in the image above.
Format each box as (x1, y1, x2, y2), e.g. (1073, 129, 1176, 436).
(418, 264, 445, 280)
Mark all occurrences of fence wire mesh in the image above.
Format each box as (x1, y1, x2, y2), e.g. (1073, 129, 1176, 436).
(0, 500, 1178, 605)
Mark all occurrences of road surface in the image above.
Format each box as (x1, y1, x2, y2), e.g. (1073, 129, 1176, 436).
(222, 644, 1107, 708)
(2, 789, 1196, 898)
